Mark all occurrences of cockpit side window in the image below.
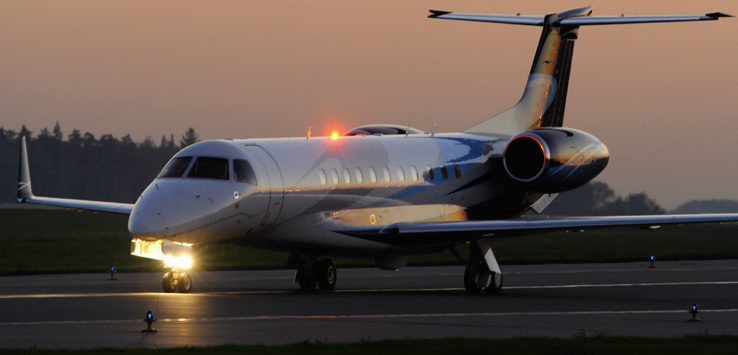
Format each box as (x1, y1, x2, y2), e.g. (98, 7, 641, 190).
(234, 159, 257, 185)
(158, 157, 192, 178)
(188, 157, 230, 180)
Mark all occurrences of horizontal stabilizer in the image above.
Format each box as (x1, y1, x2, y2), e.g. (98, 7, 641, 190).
(429, 9, 731, 27)
(429, 10, 544, 26)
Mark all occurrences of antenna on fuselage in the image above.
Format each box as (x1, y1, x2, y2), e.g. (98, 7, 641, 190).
(431, 123, 437, 137)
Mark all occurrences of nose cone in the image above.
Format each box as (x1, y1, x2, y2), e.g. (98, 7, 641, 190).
(128, 178, 242, 239)
(128, 180, 202, 237)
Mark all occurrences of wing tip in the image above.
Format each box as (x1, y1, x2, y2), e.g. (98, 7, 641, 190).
(429, 9, 452, 18)
(706, 12, 733, 19)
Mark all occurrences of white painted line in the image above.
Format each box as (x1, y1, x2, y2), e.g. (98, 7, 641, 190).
(2, 308, 738, 327)
(1, 280, 738, 299)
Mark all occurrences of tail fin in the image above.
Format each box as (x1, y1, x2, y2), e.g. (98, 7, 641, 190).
(429, 7, 730, 135)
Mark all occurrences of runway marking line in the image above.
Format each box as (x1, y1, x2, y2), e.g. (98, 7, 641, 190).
(2, 280, 738, 299)
(3, 308, 738, 327)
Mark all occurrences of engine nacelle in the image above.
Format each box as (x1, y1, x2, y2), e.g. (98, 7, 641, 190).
(503, 127, 609, 193)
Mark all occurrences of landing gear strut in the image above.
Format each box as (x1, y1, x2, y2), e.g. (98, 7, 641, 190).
(295, 254, 337, 291)
(464, 240, 503, 295)
(162, 270, 192, 293)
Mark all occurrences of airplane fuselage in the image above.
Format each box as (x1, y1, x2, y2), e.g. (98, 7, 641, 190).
(128, 132, 538, 257)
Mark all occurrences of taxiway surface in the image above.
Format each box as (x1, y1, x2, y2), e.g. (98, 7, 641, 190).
(2, 260, 738, 348)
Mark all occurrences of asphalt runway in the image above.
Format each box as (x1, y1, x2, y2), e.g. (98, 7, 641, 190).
(2, 259, 738, 348)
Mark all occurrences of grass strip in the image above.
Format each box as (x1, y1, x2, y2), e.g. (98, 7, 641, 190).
(2, 209, 738, 275)
(1, 336, 738, 354)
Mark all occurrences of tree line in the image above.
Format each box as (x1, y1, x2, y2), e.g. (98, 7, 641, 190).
(0, 123, 199, 204)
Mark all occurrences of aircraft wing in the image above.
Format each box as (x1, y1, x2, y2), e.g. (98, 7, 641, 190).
(17, 137, 134, 214)
(340, 213, 738, 246)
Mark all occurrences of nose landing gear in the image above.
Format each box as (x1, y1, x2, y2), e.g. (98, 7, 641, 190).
(161, 270, 192, 293)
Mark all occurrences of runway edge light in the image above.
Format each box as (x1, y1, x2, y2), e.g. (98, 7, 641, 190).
(143, 310, 157, 333)
(688, 304, 699, 322)
(108, 264, 116, 280)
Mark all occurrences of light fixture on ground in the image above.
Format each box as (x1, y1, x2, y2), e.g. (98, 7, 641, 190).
(648, 254, 655, 268)
(142, 310, 157, 333)
(688, 304, 699, 322)
(108, 264, 116, 280)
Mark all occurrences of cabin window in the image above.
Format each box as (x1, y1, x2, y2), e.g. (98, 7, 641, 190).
(454, 164, 462, 179)
(343, 168, 351, 184)
(354, 168, 364, 184)
(383, 166, 391, 182)
(158, 157, 192, 178)
(331, 169, 339, 185)
(188, 157, 229, 180)
(397, 166, 405, 182)
(234, 159, 258, 185)
(410, 166, 419, 181)
(440, 165, 449, 180)
(368, 168, 377, 183)
(318, 169, 327, 185)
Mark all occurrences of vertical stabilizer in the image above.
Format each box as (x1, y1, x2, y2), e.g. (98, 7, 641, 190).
(464, 7, 590, 135)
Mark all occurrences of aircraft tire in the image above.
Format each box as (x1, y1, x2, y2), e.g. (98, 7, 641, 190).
(317, 259, 337, 290)
(162, 272, 176, 293)
(177, 273, 192, 293)
(297, 256, 318, 291)
(464, 262, 503, 295)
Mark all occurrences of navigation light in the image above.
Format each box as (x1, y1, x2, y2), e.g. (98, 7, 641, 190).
(331, 131, 339, 140)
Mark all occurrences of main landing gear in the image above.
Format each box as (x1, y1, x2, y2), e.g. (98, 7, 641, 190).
(161, 269, 192, 293)
(294, 254, 337, 291)
(464, 240, 503, 295)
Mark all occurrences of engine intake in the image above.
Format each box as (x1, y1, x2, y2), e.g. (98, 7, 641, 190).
(503, 127, 609, 193)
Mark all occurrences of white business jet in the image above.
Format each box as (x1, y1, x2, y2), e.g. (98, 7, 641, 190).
(16, 7, 734, 294)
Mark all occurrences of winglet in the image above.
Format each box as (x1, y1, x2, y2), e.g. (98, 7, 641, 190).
(17, 136, 33, 202)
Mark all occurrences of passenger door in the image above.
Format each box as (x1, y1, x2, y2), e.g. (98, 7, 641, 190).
(243, 145, 284, 225)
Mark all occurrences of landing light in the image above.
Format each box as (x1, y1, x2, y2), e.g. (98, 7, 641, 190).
(164, 254, 193, 269)
(331, 131, 339, 140)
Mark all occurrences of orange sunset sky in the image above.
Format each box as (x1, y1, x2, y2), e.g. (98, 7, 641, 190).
(1, 0, 737, 208)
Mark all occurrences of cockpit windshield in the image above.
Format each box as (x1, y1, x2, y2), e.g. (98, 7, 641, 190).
(158, 157, 192, 178)
(234, 159, 257, 185)
(188, 157, 230, 180)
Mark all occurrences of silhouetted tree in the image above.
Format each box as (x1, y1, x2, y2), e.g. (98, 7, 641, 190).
(52, 122, 63, 141)
(19, 125, 32, 140)
(180, 127, 199, 148)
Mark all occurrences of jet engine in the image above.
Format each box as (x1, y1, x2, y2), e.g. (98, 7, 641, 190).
(502, 127, 609, 193)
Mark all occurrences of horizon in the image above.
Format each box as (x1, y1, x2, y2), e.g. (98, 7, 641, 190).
(2, 0, 737, 209)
